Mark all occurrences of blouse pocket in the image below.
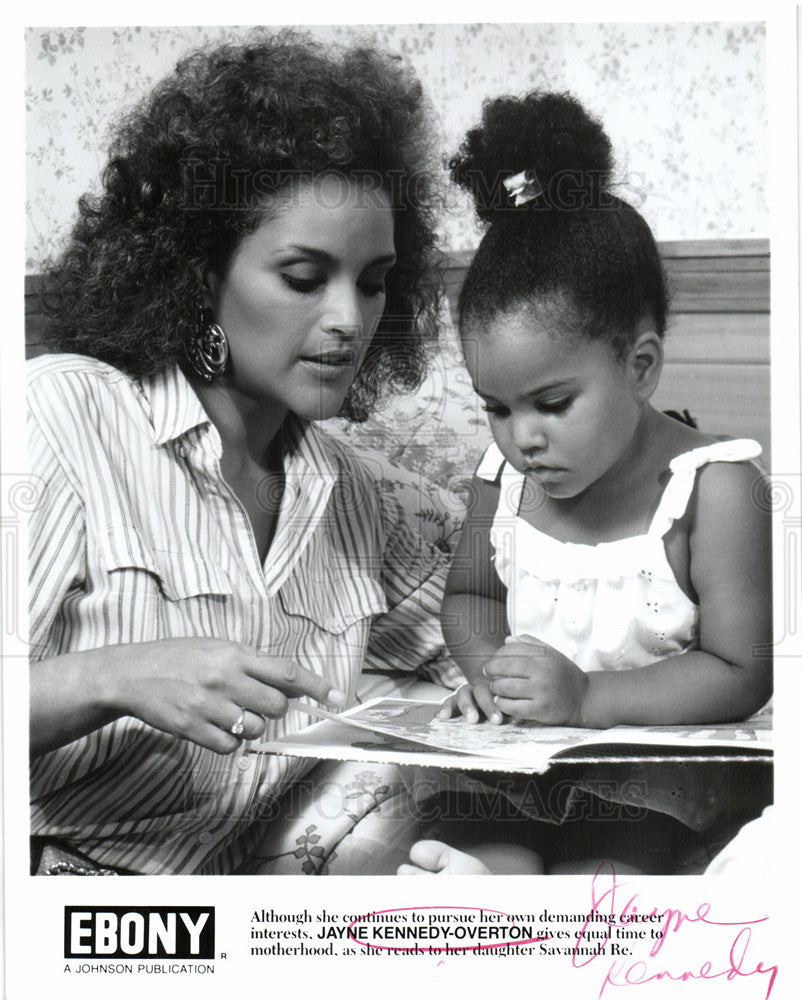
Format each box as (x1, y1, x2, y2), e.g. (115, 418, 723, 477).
(278, 574, 387, 634)
(101, 525, 232, 601)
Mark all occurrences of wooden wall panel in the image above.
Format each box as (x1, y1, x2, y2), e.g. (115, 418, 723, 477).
(665, 313, 769, 364)
(439, 238, 771, 463)
(653, 363, 770, 463)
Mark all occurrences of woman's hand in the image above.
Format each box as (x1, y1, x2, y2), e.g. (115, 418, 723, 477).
(483, 640, 588, 726)
(30, 638, 346, 757)
(108, 637, 346, 753)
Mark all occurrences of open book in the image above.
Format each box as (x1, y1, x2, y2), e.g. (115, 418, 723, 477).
(256, 697, 773, 775)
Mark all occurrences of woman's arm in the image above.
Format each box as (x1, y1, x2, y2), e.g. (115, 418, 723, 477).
(31, 639, 346, 758)
(488, 460, 773, 727)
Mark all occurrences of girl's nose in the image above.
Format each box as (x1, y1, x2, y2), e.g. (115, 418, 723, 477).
(511, 413, 547, 453)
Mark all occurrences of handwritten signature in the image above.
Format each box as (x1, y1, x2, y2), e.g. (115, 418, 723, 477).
(573, 863, 778, 998)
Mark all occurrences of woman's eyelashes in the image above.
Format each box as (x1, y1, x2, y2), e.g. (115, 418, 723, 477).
(280, 270, 388, 297)
(281, 273, 322, 293)
(358, 279, 388, 297)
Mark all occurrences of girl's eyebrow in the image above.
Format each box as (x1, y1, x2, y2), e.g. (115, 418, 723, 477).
(526, 379, 575, 395)
(474, 378, 575, 400)
(278, 244, 397, 267)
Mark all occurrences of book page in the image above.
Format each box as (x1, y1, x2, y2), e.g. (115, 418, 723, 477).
(258, 697, 773, 769)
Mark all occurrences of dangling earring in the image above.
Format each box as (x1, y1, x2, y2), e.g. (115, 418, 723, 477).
(188, 309, 229, 383)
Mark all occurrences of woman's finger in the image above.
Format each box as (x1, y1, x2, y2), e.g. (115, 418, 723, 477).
(181, 720, 244, 755)
(228, 675, 292, 720)
(218, 706, 267, 742)
(247, 655, 346, 707)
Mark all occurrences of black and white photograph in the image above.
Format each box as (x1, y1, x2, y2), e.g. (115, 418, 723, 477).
(3, 7, 799, 998)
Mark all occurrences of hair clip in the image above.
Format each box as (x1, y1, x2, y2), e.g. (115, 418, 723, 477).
(503, 169, 543, 206)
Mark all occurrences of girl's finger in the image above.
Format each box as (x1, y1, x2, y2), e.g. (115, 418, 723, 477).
(488, 677, 535, 700)
(456, 685, 480, 724)
(483, 657, 535, 679)
(437, 696, 457, 720)
(396, 864, 431, 876)
(233, 673, 332, 721)
(229, 677, 291, 720)
(472, 685, 503, 724)
(492, 696, 539, 722)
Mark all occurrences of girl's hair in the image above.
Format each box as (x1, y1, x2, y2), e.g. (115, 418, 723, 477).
(449, 92, 668, 357)
(43, 30, 443, 421)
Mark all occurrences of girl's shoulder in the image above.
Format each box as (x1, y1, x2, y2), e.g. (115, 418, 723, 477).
(649, 411, 763, 483)
(648, 410, 717, 465)
(655, 438, 770, 556)
(650, 415, 765, 536)
(689, 445, 768, 526)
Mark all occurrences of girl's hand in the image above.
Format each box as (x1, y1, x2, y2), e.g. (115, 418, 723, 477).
(104, 637, 346, 754)
(437, 680, 503, 725)
(483, 640, 589, 726)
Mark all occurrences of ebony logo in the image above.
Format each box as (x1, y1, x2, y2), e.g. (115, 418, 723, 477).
(64, 907, 215, 959)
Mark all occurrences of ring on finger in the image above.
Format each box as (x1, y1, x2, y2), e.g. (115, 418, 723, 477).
(230, 709, 246, 737)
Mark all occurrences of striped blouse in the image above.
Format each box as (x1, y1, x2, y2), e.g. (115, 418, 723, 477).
(28, 355, 455, 874)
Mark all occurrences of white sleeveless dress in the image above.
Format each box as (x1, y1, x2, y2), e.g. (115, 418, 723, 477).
(403, 437, 770, 848)
(475, 438, 763, 673)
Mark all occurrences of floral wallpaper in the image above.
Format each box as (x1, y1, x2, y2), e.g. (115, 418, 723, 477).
(24, 23, 769, 487)
(26, 22, 766, 270)
(325, 317, 494, 488)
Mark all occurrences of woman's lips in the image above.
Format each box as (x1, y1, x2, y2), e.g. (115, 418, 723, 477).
(299, 351, 356, 373)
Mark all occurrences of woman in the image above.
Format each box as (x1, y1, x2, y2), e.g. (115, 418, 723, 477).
(29, 31, 451, 875)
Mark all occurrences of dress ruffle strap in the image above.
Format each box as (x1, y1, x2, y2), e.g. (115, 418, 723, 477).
(475, 442, 507, 481)
(478, 438, 763, 550)
(648, 439, 762, 539)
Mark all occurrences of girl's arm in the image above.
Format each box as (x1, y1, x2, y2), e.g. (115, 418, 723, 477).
(439, 477, 510, 720)
(488, 460, 772, 727)
(579, 459, 772, 727)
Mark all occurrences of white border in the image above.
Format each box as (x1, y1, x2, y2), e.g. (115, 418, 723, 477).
(4, 4, 800, 998)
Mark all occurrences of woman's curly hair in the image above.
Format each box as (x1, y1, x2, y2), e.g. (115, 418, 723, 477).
(43, 30, 444, 421)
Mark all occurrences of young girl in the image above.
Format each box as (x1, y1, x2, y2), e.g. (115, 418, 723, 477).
(399, 91, 772, 877)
